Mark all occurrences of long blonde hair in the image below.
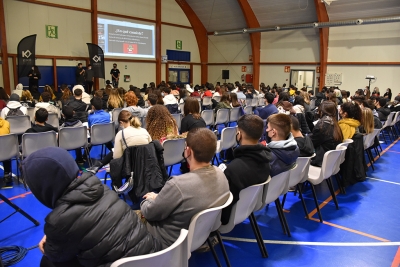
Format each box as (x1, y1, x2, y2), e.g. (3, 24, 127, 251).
(300, 91, 310, 105)
(107, 89, 123, 109)
(21, 90, 33, 102)
(361, 107, 374, 134)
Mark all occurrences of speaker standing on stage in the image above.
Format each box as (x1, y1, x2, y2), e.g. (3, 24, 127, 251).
(85, 64, 94, 94)
(110, 63, 120, 88)
(75, 63, 85, 86)
(28, 65, 41, 92)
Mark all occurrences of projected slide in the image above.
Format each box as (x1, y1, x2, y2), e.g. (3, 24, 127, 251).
(98, 18, 155, 58)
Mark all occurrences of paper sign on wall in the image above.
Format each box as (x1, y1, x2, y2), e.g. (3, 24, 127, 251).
(284, 66, 290, 73)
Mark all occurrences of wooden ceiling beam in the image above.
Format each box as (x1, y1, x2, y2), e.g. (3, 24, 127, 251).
(314, 0, 329, 90)
(0, 0, 11, 94)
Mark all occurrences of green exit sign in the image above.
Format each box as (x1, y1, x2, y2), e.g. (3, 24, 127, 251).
(46, 25, 58, 39)
(176, 40, 182, 50)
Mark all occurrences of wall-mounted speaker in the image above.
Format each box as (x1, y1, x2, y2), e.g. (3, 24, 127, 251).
(222, 70, 229, 80)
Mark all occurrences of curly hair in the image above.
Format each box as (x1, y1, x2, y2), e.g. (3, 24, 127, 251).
(125, 91, 138, 106)
(108, 88, 123, 109)
(21, 90, 33, 102)
(146, 105, 178, 141)
(61, 88, 72, 101)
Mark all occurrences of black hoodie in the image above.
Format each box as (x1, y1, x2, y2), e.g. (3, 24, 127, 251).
(294, 135, 315, 157)
(221, 144, 272, 225)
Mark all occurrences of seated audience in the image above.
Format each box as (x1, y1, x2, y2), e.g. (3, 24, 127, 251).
(35, 92, 61, 119)
(73, 85, 91, 105)
(293, 96, 308, 113)
(123, 91, 148, 118)
(39, 85, 56, 102)
(140, 128, 230, 249)
(60, 86, 73, 107)
(359, 107, 374, 134)
(21, 147, 161, 267)
(181, 97, 206, 133)
(221, 114, 271, 225)
(339, 102, 362, 140)
(162, 87, 179, 114)
(1, 93, 27, 119)
(26, 108, 58, 133)
(230, 93, 242, 108)
(202, 84, 213, 98)
(0, 117, 12, 188)
(60, 106, 83, 129)
(146, 105, 179, 142)
(236, 86, 246, 100)
(309, 101, 343, 166)
(20, 90, 35, 107)
(107, 88, 124, 110)
(375, 97, 391, 121)
(254, 92, 278, 120)
(384, 88, 392, 101)
(65, 88, 88, 123)
(290, 116, 314, 157)
(214, 93, 232, 113)
(266, 114, 300, 177)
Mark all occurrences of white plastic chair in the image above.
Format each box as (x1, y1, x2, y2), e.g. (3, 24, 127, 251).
(380, 112, 395, 143)
(245, 99, 252, 107)
(111, 229, 189, 267)
(214, 109, 230, 130)
(219, 178, 271, 258)
(201, 110, 214, 128)
(47, 113, 59, 129)
(90, 122, 115, 162)
(258, 97, 265, 107)
(59, 126, 90, 161)
(141, 116, 147, 129)
(21, 131, 58, 158)
(6, 115, 31, 135)
(251, 98, 258, 107)
(307, 149, 342, 222)
(0, 134, 21, 182)
(111, 108, 123, 129)
(187, 193, 233, 267)
(27, 107, 35, 122)
(171, 113, 182, 132)
(244, 106, 253, 114)
(362, 130, 379, 170)
(179, 103, 185, 115)
(202, 97, 213, 108)
(333, 143, 350, 193)
(213, 127, 237, 165)
(163, 138, 186, 177)
(228, 107, 241, 126)
(213, 95, 221, 102)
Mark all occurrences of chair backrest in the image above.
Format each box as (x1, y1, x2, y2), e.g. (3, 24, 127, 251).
(314, 149, 342, 184)
(245, 99, 252, 107)
(332, 146, 347, 175)
(219, 127, 237, 151)
(382, 112, 395, 128)
(213, 95, 221, 102)
(244, 106, 253, 114)
(111, 108, 123, 128)
(58, 126, 88, 150)
(258, 97, 265, 106)
(141, 116, 147, 129)
(163, 138, 186, 167)
(27, 107, 35, 122)
(363, 132, 376, 150)
(202, 97, 212, 106)
(0, 134, 19, 162)
(229, 107, 241, 123)
(47, 113, 59, 129)
(215, 109, 229, 125)
(310, 99, 316, 110)
(90, 122, 115, 146)
(219, 178, 271, 234)
(21, 131, 58, 158)
(255, 169, 291, 211)
(289, 158, 312, 187)
(187, 193, 233, 253)
(298, 154, 316, 183)
(179, 103, 185, 115)
(110, 229, 189, 267)
(251, 98, 258, 107)
(171, 113, 182, 132)
(201, 110, 214, 127)
(6, 115, 31, 135)
(389, 111, 398, 127)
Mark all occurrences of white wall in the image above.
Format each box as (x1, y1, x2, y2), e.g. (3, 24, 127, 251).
(161, 0, 191, 27)
(98, 0, 155, 20)
(192, 65, 201, 85)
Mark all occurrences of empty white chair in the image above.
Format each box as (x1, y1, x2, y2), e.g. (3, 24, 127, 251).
(202, 97, 213, 108)
(59, 126, 90, 162)
(307, 149, 342, 222)
(244, 106, 253, 114)
(251, 98, 258, 107)
(171, 113, 182, 132)
(21, 131, 58, 158)
(163, 138, 186, 177)
(111, 229, 189, 267)
(201, 110, 214, 128)
(219, 178, 271, 258)
(90, 122, 115, 162)
(213, 127, 237, 165)
(245, 99, 252, 107)
(6, 115, 31, 135)
(47, 113, 59, 129)
(214, 109, 229, 130)
(187, 193, 233, 266)
(362, 131, 378, 170)
(228, 107, 241, 126)
(111, 108, 123, 129)
(258, 97, 265, 106)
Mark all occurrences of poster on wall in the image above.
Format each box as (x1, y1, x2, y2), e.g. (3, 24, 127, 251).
(87, 43, 105, 78)
(17, 34, 37, 78)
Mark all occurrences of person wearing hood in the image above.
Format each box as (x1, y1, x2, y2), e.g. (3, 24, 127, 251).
(0, 93, 27, 119)
(221, 114, 272, 225)
(276, 100, 310, 134)
(72, 85, 91, 105)
(60, 106, 83, 129)
(162, 87, 179, 114)
(13, 83, 24, 97)
(290, 116, 314, 157)
(21, 147, 161, 267)
(185, 84, 194, 93)
(339, 102, 362, 140)
(123, 91, 148, 118)
(35, 92, 61, 119)
(309, 101, 343, 167)
(266, 113, 300, 177)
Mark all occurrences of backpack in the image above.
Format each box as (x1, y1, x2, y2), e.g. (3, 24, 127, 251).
(7, 107, 24, 116)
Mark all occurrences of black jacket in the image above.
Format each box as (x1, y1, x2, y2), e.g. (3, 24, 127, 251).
(110, 141, 169, 202)
(181, 114, 206, 133)
(44, 173, 161, 267)
(309, 116, 341, 167)
(67, 98, 88, 123)
(221, 144, 272, 225)
(376, 107, 391, 121)
(25, 123, 58, 133)
(339, 133, 367, 186)
(294, 113, 311, 134)
(294, 135, 315, 157)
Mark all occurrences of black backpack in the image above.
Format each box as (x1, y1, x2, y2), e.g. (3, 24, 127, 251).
(7, 107, 24, 116)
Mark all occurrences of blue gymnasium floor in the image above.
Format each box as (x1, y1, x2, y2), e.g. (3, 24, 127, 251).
(1, 138, 400, 267)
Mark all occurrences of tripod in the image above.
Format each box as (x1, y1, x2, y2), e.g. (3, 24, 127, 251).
(0, 193, 39, 226)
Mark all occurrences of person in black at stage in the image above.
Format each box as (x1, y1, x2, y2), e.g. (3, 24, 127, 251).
(28, 65, 41, 93)
(110, 63, 120, 88)
(75, 63, 85, 86)
(85, 64, 94, 94)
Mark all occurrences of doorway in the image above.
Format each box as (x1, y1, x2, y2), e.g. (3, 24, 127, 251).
(168, 69, 190, 84)
(289, 70, 315, 90)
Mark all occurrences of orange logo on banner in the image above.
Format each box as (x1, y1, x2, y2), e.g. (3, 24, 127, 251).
(242, 66, 247, 72)
(316, 66, 320, 73)
(284, 66, 290, 73)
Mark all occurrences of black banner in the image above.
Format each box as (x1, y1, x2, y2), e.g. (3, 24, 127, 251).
(17, 34, 36, 78)
(87, 43, 105, 78)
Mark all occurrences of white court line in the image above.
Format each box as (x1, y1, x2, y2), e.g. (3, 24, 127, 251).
(367, 177, 400, 186)
(222, 237, 400, 247)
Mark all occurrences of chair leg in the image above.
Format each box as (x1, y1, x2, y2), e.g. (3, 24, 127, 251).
(249, 213, 268, 258)
(207, 237, 223, 267)
(214, 231, 232, 267)
(168, 166, 173, 177)
(334, 174, 345, 195)
(296, 184, 309, 219)
(281, 193, 287, 209)
(310, 184, 323, 223)
(326, 178, 339, 210)
(275, 199, 291, 237)
(381, 131, 388, 144)
(274, 199, 287, 235)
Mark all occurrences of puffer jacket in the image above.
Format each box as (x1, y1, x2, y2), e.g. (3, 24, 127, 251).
(66, 98, 88, 123)
(268, 133, 300, 177)
(45, 172, 162, 267)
